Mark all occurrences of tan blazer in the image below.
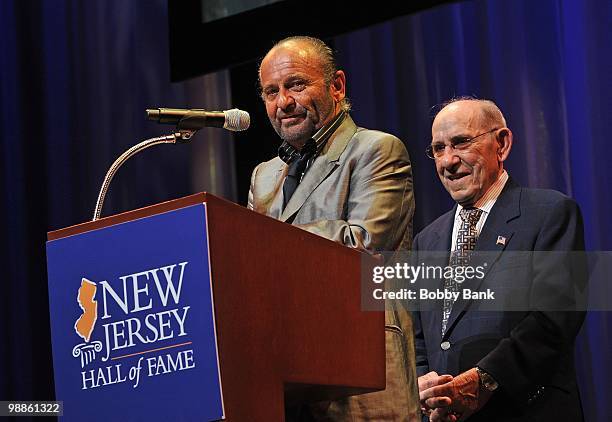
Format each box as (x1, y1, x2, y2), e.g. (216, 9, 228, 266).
(248, 114, 414, 254)
(248, 114, 420, 421)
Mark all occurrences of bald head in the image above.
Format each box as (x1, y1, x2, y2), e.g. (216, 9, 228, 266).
(431, 98, 513, 206)
(260, 36, 336, 84)
(435, 98, 506, 131)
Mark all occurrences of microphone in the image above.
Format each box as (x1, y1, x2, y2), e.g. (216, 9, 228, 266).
(146, 108, 250, 132)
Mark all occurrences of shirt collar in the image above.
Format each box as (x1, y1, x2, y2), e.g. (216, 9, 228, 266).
(278, 111, 347, 164)
(456, 170, 509, 216)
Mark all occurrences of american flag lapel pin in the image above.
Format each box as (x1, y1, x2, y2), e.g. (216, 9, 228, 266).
(496, 235, 507, 246)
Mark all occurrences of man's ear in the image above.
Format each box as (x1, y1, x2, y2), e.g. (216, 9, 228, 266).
(496, 128, 513, 162)
(330, 70, 346, 103)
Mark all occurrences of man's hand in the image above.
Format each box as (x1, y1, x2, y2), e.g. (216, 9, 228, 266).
(420, 368, 493, 421)
(418, 371, 454, 419)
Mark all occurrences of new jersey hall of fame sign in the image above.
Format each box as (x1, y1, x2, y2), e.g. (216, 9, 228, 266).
(46, 204, 224, 421)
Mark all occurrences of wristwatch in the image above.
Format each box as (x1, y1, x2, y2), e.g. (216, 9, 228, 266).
(476, 367, 499, 392)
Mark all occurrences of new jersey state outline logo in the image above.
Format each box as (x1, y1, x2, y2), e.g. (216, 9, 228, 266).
(72, 278, 102, 368)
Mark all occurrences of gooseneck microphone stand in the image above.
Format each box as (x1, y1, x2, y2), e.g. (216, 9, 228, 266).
(91, 107, 250, 221)
(92, 129, 196, 221)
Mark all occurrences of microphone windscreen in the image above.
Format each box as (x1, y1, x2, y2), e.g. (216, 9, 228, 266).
(223, 109, 250, 131)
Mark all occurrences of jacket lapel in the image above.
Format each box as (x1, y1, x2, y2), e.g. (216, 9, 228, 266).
(269, 164, 288, 218)
(280, 115, 358, 222)
(254, 160, 288, 219)
(425, 208, 455, 255)
(420, 208, 455, 334)
(444, 179, 522, 337)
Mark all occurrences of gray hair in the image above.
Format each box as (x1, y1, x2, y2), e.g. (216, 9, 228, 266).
(259, 35, 351, 112)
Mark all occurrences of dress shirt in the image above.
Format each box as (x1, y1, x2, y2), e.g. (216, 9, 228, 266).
(450, 170, 509, 251)
(277, 111, 347, 181)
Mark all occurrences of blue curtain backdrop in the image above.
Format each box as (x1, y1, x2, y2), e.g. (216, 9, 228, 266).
(1, 0, 610, 421)
(0, 0, 235, 405)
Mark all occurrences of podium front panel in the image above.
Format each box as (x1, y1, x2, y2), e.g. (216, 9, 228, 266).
(46, 203, 224, 421)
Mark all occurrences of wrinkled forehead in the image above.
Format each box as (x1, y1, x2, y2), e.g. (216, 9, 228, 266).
(432, 102, 486, 139)
(260, 43, 323, 82)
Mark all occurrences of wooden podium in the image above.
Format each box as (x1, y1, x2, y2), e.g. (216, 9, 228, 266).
(48, 193, 385, 420)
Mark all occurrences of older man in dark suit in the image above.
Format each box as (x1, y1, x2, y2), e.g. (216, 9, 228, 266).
(413, 98, 586, 421)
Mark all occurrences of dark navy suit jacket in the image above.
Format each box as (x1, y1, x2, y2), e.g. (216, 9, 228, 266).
(412, 178, 586, 421)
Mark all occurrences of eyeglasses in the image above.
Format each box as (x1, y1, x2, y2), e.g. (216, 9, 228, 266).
(426, 128, 499, 159)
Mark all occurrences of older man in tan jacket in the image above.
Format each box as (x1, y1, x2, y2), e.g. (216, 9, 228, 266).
(248, 35, 419, 421)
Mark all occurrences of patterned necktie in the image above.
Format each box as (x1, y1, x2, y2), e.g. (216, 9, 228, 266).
(441, 207, 483, 335)
(282, 141, 316, 209)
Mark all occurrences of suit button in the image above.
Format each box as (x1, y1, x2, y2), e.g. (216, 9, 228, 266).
(441, 341, 451, 350)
